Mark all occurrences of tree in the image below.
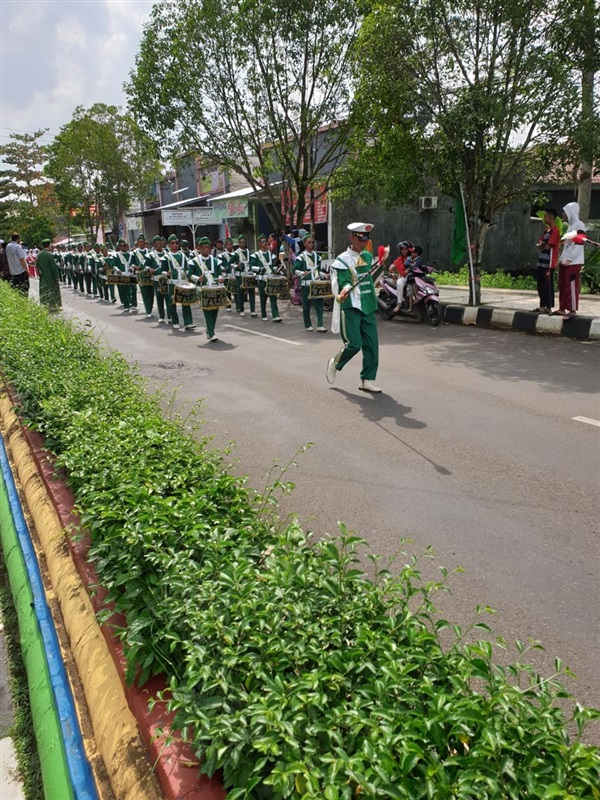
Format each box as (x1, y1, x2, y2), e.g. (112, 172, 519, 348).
(551, 0, 599, 222)
(346, 0, 570, 303)
(0, 129, 48, 208)
(126, 0, 358, 230)
(45, 104, 160, 241)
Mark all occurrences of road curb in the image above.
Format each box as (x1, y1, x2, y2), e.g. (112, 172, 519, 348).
(441, 304, 600, 341)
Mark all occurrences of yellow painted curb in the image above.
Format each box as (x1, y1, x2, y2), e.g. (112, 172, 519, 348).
(0, 393, 163, 800)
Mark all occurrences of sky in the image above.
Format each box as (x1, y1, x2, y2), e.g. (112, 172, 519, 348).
(0, 0, 154, 150)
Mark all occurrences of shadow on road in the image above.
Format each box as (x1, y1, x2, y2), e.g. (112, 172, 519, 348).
(331, 388, 451, 476)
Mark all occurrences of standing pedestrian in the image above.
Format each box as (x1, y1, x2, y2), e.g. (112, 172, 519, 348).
(326, 222, 385, 393)
(5, 233, 30, 295)
(533, 207, 560, 314)
(36, 238, 62, 312)
(556, 202, 586, 318)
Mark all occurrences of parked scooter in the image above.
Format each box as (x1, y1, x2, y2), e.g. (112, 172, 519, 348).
(378, 264, 442, 326)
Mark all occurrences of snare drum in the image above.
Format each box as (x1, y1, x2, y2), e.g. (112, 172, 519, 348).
(266, 275, 289, 299)
(138, 268, 154, 287)
(226, 276, 237, 293)
(308, 280, 333, 299)
(157, 274, 169, 295)
(107, 272, 137, 285)
(241, 273, 256, 290)
(200, 285, 229, 310)
(173, 283, 198, 305)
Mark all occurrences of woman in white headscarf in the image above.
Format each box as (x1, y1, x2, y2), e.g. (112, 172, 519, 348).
(556, 202, 586, 317)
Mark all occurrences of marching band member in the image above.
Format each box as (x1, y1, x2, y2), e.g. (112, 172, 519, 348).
(294, 233, 327, 332)
(164, 234, 195, 330)
(218, 237, 236, 311)
(90, 242, 103, 299)
(326, 222, 384, 393)
(83, 241, 94, 296)
(251, 233, 283, 322)
(145, 235, 169, 322)
(110, 239, 136, 312)
(188, 236, 223, 341)
(233, 235, 257, 317)
(101, 245, 117, 303)
(75, 242, 86, 294)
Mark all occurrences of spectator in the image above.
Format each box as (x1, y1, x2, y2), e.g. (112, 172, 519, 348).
(556, 202, 586, 318)
(533, 207, 560, 314)
(5, 233, 30, 295)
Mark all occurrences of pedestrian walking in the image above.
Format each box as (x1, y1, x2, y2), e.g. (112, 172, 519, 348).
(5, 233, 30, 295)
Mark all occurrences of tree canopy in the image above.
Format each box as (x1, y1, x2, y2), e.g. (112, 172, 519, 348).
(45, 103, 160, 241)
(126, 0, 358, 229)
(342, 0, 574, 287)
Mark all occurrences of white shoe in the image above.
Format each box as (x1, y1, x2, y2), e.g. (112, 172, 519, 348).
(208, 335, 219, 342)
(172, 324, 180, 329)
(225, 307, 232, 311)
(185, 324, 196, 330)
(359, 380, 382, 393)
(305, 326, 314, 331)
(123, 308, 130, 313)
(317, 326, 327, 332)
(146, 314, 153, 318)
(262, 316, 268, 321)
(273, 317, 282, 323)
(158, 318, 165, 323)
(250, 312, 258, 317)
(326, 357, 337, 385)
(239, 311, 246, 317)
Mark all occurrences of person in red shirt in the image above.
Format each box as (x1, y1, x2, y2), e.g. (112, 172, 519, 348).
(391, 241, 412, 313)
(533, 207, 560, 314)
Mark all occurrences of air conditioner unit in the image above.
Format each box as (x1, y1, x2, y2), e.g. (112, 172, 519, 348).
(419, 196, 438, 211)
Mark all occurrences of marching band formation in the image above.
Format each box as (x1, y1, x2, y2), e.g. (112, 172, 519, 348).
(50, 232, 333, 342)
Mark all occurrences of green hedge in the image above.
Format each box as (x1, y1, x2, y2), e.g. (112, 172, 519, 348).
(0, 283, 599, 799)
(436, 266, 595, 294)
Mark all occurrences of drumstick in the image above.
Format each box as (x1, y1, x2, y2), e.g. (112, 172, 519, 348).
(336, 246, 390, 303)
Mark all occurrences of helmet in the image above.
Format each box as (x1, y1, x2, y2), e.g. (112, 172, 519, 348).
(397, 240, 412, 250)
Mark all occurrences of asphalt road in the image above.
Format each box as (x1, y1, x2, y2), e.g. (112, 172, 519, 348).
(47, 282, 600, 716)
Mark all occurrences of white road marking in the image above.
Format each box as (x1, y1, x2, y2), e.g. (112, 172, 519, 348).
(572, 416, 600, 428)
(224, 324, 304, 346)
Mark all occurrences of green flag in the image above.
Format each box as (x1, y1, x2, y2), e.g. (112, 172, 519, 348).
(451, 187, 468, 266)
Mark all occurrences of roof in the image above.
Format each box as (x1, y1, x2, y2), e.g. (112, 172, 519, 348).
(207, 181, 283, 204)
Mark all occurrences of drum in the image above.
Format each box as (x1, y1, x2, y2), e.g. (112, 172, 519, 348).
(107, 273, 137, 285)
(241, 273, 256, 290)
(226, 277, 237, 293)
(173, 283, 198, 306)
(308, 280, 333, 299)
(266, 276, 289, 299)
(138, 268, 154, 287)
(200, 286, 229, 310)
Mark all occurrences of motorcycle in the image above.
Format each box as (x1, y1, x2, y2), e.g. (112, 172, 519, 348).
(377, 264, 442, 327)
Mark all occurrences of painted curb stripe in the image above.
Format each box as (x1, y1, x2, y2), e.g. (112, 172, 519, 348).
(441, 303, 599, 341)
(0, 395, 164, 800)
(0, 435, 97, 799)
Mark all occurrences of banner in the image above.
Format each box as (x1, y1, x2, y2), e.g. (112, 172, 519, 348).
(212, 199, 249, 219)
(281, 184, 328, 226)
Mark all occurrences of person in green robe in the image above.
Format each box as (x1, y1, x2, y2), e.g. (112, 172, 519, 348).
(37, 239, 62, 312)
(326, 222, 385, 393)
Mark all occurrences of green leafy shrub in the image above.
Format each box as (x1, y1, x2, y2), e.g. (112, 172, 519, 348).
(0, 283, 599, 799)
(436, 266, 595, 294)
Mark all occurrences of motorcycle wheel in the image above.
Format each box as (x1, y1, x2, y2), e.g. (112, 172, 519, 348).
(424, 299, 443, 327)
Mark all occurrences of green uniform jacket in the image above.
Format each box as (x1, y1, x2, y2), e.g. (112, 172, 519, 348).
(250, 249, 280, 278)
(188, 254, 222, 285)
(219, 251, 238, 275)
(294, 251, 323, 285)
(234, 248, 251, 274)
(111, 251, 135, 273)
(333, 248, 381, 315)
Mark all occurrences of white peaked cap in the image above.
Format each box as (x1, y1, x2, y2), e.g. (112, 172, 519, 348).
(347, 222, 374, 234)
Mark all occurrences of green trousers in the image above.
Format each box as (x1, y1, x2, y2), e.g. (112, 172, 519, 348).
(117, 285, 130, 309)
(140, 284, 155, 315)
(168, 286, 193, 326)
(301, 284, 324, 328)
(203, 309, 218, 337)
(258, 281, 279, 319)
(336, 308, 379, 380)
(156, 288, 170, 321)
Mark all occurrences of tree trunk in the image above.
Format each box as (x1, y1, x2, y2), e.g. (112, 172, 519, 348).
(577, 67, 595, 223)
(469, 220, 492, 305)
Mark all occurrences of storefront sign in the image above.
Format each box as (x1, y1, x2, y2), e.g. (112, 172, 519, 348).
(212, 199, 249, 219)
(161, 210, 193, 226)
(281, 184, 328, 226)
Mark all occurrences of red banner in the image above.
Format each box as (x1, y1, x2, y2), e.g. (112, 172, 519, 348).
(281, 184, 328, 226)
